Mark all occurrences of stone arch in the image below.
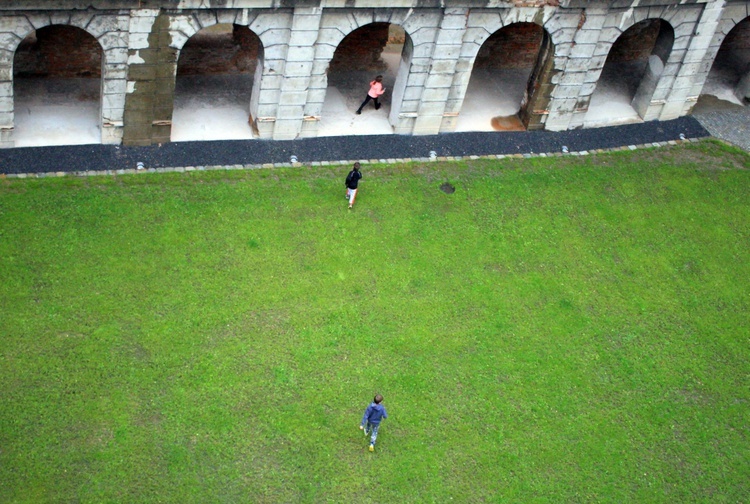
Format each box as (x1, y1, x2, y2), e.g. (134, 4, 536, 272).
(172, 23, 263, 141)
(702, 16, 750, 105)
(317, 22, 412, 136)
(452, 9, 569, 133)
(0, 12, 128, 147)
(460, 9, 569, 66)
(168, 10, 270, 141)
(12, 24, 104, 146)
(309, 10, 424, 136)
(457, 21, 553, 132)
(585, 18, 675, 127)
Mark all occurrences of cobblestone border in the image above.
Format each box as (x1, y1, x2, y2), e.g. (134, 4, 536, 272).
(0, 138, 706, 179)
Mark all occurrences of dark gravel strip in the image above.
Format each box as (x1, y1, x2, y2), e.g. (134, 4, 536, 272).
(0, 116, 708, 175)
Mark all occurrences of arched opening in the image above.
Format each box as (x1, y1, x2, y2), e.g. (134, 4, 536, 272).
(318, 23, 409, 137)
(172, 24, 262, 142)
(457, 23, 547, 132)
(13, 25, 102, 147)
(700, 17, 750, 106)
(585, 19, 674, 127)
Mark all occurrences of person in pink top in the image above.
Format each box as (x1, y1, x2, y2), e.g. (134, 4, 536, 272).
(355, 75, 385, 114)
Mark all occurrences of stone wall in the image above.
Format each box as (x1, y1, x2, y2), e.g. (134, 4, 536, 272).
(0, 0, 747, 148)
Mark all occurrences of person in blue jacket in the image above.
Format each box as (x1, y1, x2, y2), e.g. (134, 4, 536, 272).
(360, 394, 388, 452)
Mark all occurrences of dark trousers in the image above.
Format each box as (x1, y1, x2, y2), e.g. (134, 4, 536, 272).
(356, 95, 380, 113)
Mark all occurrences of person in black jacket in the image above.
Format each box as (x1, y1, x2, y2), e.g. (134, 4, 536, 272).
(345, 162, 362, 209)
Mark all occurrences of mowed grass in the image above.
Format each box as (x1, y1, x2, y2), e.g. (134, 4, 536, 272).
(1, 140, 749, 502)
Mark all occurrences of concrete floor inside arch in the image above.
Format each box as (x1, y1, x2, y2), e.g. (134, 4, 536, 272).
(11, 48, 748, 148)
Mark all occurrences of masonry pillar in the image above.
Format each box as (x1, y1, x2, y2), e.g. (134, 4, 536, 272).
(122, 9, 176, 146)
(519, 30, 557, 131)
(251, 11, 291, 139)
(412, 8, 467, 135)
(669, 0, 726, 118)
(546, 8, 602, 131)
(0, 36, 14, 148)
(389, 11, 443, 135)
(281, 7, 321, 140)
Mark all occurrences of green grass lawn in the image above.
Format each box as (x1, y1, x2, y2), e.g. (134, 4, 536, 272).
(1, 140, 749, 502)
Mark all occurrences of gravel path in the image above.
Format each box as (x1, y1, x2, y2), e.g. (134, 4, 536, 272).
(690, 96, 750, 152)
(0, 116, 709, 175)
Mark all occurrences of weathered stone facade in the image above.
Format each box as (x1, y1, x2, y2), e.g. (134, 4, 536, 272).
(0, 0, 748, 147)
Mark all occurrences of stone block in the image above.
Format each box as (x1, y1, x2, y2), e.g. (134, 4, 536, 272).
(420, 87, 450, 103)
(0, 96, 11, 113)
(216, 10, 239, 26)
(26, 13, 51, 31)
(280, 76, 311, 92)
(102, 107, 124, 123)
(105, 47, 129, 66)
(551, 28, 577, 46)
(128, 32, 150, 50)
(553, 85, 583, 100)
(286, 45, 315, 62)
(580, 82, 596, 97)
(279, 91, 308, 106)
(127, 64, 156, 81)
(573, 29, 601, 45)
(403, 86, 425, 102)
(0, 16, 33, 36)
(258, 89, 281, 106)
(568, 42, 596, 60)
(424, 73, 454, 89)
(272, 119, 301, 140)
(0, 50, 12, 66)
(256, 120, 274, 139)
(440, 12, 469, 30)
(102, 125, 123, 145)
(671, 75, 694, 91)
(407, 72, 428, 88)
(429, 59, 457, 74)
(104, 63, 129, 81)
(556, 42, 574, 58)
(276, 105, 303, 120)
(50, 12, 72, 27)
(412, 42, 437, 59)
(548, 12, 582, 31)
(398, 98, 420, 114)
(549, 97, 577, 114)
(103, 92, 126, 112)
(83, 15, 116, 38)
(413, 115, 442, 135)
(0, 33, 22, 52)
(564, 57, 591, 73)
(288, 26, 317, 47)
(259, 29, 292, 48)
(558, 72, 586, 86)
(667, 86, 691, 102)
(292, 12, 322, 31)
(436, 28, 465, 46)
(130, 14, 157, 34)
(417, 101, 447, 117)
(194, 11, 218, 30)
